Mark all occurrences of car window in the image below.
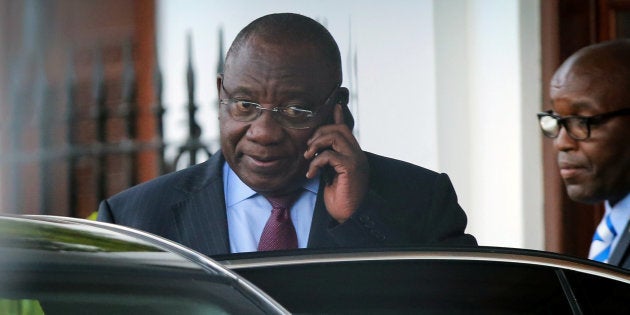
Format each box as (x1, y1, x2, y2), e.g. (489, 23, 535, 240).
(233, 259, 573, 314)
(564, 269, 630, 313)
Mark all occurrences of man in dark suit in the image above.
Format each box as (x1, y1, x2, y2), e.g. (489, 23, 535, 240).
(98, 13, 476, 257)
(538, 39, 630, 268)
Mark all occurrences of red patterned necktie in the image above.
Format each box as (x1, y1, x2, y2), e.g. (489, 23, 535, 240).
(257, 192, 301, 251)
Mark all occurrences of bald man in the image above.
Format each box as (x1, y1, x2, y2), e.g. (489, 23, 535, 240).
(538, 39, 630, 268)
(98, 13, 476, 256)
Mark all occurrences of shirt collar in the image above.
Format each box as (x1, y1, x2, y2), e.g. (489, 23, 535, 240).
(606, 193, 630, 235)
(606, 193, 630, 212)
(224, 162, 319, 207)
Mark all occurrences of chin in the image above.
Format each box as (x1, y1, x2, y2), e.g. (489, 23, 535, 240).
(565, 185, 605, 204)
(244, 174, 305, 195)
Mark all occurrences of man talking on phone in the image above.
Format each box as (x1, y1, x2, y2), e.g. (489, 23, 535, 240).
(98, 13, 476, 255)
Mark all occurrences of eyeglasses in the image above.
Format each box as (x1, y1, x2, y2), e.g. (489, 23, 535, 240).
(219, 82, 339, 129)
(537, 108, 630, 140)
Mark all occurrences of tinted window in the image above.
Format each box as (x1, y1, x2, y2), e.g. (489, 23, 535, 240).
(565, 269, 630, 314)
(234, 259, 572, 314)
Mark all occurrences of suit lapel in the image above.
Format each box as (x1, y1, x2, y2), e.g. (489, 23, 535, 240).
(307, 180, 337, 248)
(171, 152, 231, 256)
(608, 220, 630, 267)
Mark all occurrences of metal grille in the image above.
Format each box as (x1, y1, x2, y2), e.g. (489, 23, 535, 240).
(1, 34, 217, 218)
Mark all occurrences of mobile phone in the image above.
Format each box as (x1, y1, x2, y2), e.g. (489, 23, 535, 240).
(322, 164, 335, 185)
(319, 99, 352, 186)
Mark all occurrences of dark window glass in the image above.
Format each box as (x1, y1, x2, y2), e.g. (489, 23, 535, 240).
(564, 269, 630, 314)
(234, 260, 572, 314)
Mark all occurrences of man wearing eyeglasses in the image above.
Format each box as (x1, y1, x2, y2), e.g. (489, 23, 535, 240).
(538, 39, 630, 268)
(98, 13, 476, 256)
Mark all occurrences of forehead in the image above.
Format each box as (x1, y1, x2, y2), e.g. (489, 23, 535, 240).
(550, 63, 626, 113)
(224, 39, 336, 96)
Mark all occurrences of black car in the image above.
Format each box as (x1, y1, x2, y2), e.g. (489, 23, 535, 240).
(217, 247, 630, 314)
(2, 215, 629, 314)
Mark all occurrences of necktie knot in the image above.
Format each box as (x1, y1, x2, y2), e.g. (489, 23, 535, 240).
(257, 191, 302, 251)
(266, 194, 300, 211)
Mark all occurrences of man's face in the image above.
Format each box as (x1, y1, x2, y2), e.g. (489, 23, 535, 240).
(549, 64, 630, 204)
(218, 39, 338, 196)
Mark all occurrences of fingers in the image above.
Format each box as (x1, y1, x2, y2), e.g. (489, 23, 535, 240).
(304, 104, 362, 178)
(305, 149, 336, 179)
(305, 105, 357, 156)
(305, 144, 361, 179)
(334, 102, 344, 125)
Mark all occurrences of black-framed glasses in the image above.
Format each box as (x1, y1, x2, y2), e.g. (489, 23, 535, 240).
(219, 81, 339, 129)
(537, 108, 630, 140)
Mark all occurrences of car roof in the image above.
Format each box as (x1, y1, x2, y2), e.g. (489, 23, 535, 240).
(215, 246, 630, 283)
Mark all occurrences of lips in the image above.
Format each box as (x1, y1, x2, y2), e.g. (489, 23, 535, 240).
(557, 159, 589, 180)
(248, 154, 282, 163)
(243, 153, 288, 173)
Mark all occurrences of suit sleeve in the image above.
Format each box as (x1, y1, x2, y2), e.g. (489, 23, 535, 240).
(324, 191, 395, 246)
(324, 172, 476, 248)
(423, 173, 477, 246)
(96, 200, 115, 223)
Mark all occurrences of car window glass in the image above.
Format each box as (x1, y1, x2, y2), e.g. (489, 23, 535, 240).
(564, 269, 630, 313)
(233, 259, 573, 314)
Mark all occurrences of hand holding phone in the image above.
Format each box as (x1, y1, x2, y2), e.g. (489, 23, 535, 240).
(304, 103, 369, 223)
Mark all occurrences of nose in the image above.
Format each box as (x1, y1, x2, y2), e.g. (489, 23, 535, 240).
(553, 124, 578, 152)
(245, 110, 284, 145)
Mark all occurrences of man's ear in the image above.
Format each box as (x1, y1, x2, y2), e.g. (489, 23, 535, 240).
(336, 87, 354, 130)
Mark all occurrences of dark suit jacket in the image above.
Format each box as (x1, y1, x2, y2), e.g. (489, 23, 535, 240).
(609, 220, 630, 269)
(98, 151, 477, 256)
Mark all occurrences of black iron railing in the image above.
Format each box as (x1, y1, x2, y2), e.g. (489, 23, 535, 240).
(1, 34, 218, 217)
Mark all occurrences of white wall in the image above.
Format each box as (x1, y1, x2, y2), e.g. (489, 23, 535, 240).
(435, 0, 543, 248)
(519, 0, 544, 250)
(157, 0, 438, 167)
(158, 0, 544, 249)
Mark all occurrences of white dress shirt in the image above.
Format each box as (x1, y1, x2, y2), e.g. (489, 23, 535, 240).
(606, 193, 630, 254)
(223, 162, 320, 253)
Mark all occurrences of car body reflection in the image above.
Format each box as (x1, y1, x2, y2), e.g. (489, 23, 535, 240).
(0, 215, 288, 315)
(2, 215, 629, 314)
